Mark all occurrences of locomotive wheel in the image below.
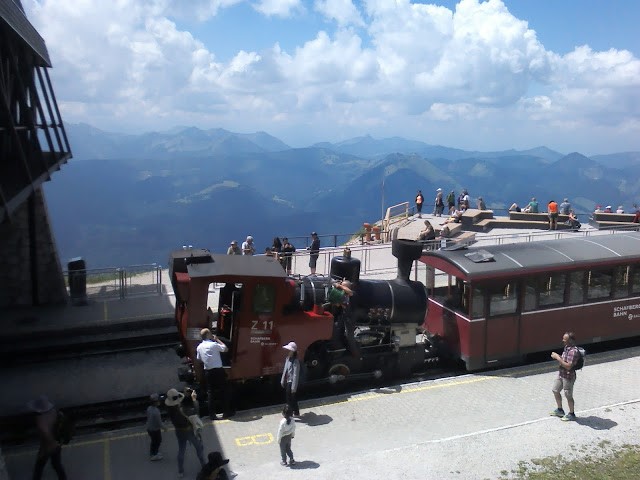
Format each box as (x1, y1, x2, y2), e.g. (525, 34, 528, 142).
(328, 362, 351, 378)
(304, 343, 328, 381)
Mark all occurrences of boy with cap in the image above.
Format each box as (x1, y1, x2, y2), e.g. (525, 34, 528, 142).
(146, 393, 165, 461)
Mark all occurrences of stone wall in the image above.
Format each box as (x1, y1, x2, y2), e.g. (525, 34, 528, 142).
(0, 187, 68, 307)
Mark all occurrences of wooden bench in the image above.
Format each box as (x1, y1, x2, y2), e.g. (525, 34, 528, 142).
(592, 212, 636, 223)
(589, 220, 640, 230)
(461, 209, 494, 228)
(509, 212, 569, 222)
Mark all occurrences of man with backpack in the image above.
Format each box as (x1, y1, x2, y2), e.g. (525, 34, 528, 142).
(549, 331, 581, 421)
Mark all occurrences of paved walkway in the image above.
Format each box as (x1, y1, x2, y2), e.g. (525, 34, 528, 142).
(4, 345, 639, 479)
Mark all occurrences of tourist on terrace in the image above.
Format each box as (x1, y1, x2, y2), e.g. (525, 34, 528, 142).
(227, 241, 241, 255)
(604, 205, 613, 213)
(242, 236, 255, 255)
(523, 197, 539, 213)
(509, 203, 521, 212)
(548, 200, 559, 230)
(477, 196, 486, 210)
(434, 188, 445, 217)
(566, 210, 581, 230)
(281, 238, 295, 275)
(415, 190, 424, 218)
(616, 205, 625, 214)
(418, 220, 436, 242)
(446, 190, 456, 214)
(559, 198, 571, 215)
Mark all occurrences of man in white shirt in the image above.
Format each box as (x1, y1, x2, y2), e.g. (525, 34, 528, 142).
(241, 236, 255, 255)
(196, 328, 230, 420)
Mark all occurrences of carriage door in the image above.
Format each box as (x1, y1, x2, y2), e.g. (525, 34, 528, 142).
(484, 281, 520, 363)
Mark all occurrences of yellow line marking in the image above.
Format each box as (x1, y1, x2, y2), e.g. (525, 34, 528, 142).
(235, 433, 274, 447)
(104, 438, 111, 480)
(347, 375, 495, 403)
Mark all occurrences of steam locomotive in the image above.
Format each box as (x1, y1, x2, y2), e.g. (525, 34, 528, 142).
(169, 239, 436, 388)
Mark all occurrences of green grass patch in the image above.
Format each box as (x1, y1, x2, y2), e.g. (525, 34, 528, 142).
(500, 444, 640, 479)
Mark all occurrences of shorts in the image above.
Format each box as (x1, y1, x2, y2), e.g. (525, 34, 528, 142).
(552, 377, 575, 397)
(309, 254, 318, 269)
(549, 213, 558, 219)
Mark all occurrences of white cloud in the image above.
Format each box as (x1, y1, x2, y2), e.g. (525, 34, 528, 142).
(253, 0, 302, 17)
(22, 0, 640, 153)
(314, 0, 365, 27)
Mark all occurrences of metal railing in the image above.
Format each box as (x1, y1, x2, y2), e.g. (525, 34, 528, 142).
(64, 263, 163, 300)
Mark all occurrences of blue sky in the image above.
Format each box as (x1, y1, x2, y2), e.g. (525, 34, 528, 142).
(24, 0, 640, 155)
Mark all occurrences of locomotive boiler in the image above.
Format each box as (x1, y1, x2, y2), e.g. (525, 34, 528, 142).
(169, 239, 434, 389)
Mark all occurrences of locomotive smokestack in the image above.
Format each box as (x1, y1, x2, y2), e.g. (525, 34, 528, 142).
(392, 239, 423, 281)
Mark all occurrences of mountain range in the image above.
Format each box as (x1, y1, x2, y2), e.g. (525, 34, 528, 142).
(43, 124, 640, 268)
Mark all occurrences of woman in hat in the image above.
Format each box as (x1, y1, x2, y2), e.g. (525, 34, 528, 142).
(28, 395, 68, 480)
(197, 451, 230, 480)
(280, 342, 300, 417)
(166, 388, 206, 478)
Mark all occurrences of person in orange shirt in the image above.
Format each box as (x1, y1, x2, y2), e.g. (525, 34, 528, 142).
(548, 200, 559, 230)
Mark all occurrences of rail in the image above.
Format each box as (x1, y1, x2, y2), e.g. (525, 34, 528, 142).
(383, 201, 410, 238)
(63, 263, 163, 300)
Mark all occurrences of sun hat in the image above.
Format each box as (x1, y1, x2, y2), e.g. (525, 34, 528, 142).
(606, 205, 612, 209)
(282, 341, 298, 352)
(230, 240, 237, 245)
(247, 236, 253, 241)
(27, 395, 54, 413)
(436, 188, 442, 192)
(311, 232, 317, 236)
(165, 388, 185, 406)
(207, 451, 229, 468)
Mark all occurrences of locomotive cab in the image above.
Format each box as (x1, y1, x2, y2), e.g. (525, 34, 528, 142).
(169, 248, 334, 386)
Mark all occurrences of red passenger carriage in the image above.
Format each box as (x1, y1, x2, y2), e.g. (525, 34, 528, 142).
(420, 232, 640, 370)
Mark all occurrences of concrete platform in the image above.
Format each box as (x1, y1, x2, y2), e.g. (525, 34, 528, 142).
(4, 345, 639, 479)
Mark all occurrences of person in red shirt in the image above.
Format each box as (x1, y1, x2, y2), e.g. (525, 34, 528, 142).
(547, 200, 559, 230)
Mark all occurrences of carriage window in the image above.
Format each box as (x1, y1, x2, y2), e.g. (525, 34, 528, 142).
(252, 284, 275, 313)
(568, 271, 585, 305)
(471, 286, 485, 318)
(587, 269, 613, 300)
(614, 266, 630, 299)
(539, 273, 566, 307)
(524, 277, 537, 311)
(631, 266, 640, 295)
(488, 282, 518, 316)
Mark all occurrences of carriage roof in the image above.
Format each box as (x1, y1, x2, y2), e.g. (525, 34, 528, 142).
(420, 232, 640, 281)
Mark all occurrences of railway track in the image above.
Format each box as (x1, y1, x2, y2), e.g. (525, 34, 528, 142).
(0, 317, 178, 365)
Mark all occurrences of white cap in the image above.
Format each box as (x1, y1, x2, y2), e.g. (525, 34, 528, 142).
(282, 341, 297, 352)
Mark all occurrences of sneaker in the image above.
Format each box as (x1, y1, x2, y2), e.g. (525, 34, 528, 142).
(289, 459, 296, 466)
(561, 413, 577, 422)
(150, 454, 163, 461)
(280, 461, 288, 466)
(550, 408, 565, 417)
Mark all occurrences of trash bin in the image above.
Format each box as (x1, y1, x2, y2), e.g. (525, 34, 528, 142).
(68, 257, 87, 306)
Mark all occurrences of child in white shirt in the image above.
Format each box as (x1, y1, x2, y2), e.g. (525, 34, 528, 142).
(277, 406, 296, 466)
